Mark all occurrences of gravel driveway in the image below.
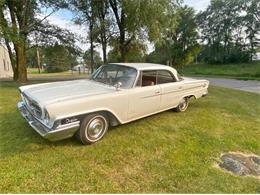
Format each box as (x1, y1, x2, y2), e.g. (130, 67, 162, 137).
(192, 77, 260, 94)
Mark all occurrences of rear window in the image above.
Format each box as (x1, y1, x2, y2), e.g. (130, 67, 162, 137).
(157, 70, 176, 84)
(135, 70, 177, 87)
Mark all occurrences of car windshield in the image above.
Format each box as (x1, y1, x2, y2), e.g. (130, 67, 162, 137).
(90, 64, 137, 89)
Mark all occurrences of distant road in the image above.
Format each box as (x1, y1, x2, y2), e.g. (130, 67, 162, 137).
(192, 77, 260, 94)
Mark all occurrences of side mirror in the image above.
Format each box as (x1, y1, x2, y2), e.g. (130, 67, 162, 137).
(114, 82, 122, 91)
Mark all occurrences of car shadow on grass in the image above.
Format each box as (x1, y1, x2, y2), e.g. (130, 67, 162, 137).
(0, 111, 84, 159)
(0, 100, 201, 159)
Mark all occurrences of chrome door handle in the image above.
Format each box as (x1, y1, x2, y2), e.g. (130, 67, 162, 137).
(155, 91, 160, 94)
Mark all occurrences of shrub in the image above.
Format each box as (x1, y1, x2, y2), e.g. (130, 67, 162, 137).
(45, 66, 67, 73)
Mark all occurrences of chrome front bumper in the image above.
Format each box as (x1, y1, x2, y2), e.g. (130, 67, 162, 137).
(17, 100, 80, 141)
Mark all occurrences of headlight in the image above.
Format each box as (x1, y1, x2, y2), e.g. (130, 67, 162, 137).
(43, 108, 50, 125)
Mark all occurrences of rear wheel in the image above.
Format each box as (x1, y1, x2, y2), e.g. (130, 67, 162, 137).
(77, 113, 108, 144)
(175, 97, 189, 112)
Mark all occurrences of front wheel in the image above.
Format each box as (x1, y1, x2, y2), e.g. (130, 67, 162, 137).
(76, 113, 109, 144)
(175, 97, 189, 112)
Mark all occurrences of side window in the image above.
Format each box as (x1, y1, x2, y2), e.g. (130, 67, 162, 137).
(157, 70, 176, 84)
(141, 70, 157, 87)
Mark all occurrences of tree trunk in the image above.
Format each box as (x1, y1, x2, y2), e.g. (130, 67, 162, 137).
(120, 44, 126, 62)
(16, 44, 27, 83)
(98, 0, 108, 64)
(90, 24, 94, 73)
(119, 30, 126, 62)
(102, 39, 107, 64)
(36, 47, 41, 73)
(249, 35, 254, 62)
(4, 40, 18, 81)
(223, 38, 227, 64)
(109, 0, 127, 62)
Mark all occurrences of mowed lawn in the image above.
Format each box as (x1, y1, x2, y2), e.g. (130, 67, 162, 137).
(178, 61, 260, 80)
(0, 81, 259, 193)
(27, 68, 88, 79)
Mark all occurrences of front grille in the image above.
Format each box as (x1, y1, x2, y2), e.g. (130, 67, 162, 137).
(22, 94, 42, 119)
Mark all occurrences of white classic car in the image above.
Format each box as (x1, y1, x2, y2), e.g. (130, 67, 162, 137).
(18, 63, 209, 144)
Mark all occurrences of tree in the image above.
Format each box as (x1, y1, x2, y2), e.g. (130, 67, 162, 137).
(71, 0, 99, 73)
(83, 49, 102, 70)
(197, 0, 242, 63)
(26, 46, 38, 69)
(243, 0, 260, 61)
(170, 6, 200, 66)
(109, 0, 177, 62)
(42, 43, 79, 72)
(108, 38, 147, 62)
(147, 6, 200, 67)
(0, 0, 73, 83)
(95, 0, 110, 64)
(196, 0, 259, 63)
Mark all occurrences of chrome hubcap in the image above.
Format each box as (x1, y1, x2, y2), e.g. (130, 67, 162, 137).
(179, 99, 187, 110)
(87, 117, 105, 140)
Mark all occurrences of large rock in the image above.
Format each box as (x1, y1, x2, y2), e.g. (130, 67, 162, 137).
(219, 152, 260, 177)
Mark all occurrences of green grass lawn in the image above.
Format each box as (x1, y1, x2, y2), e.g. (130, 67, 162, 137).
(27, 68, 88, 78)
(0, 81, 259, 193)
(178, 61, 260, 80)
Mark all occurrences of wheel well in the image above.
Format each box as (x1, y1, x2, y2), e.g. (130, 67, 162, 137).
(79, 110, 120, 127)
(99, 111, 120, 126)
(186, 95, 196, 99)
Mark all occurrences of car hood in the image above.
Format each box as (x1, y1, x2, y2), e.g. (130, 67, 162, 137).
(20, 79, 115, 106)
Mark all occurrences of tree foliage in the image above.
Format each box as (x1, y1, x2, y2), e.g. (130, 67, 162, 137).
(83, 48, 102, 69)
(42, 43, 78, 72)
(108, 38, 147, 63)
(70, 0, 98, 73)
(26, 42, 79, 73)
(197, 0, 260, 64)
(1, 0, 259, 83)
(147, 6, 200, 67)
(0, 0, 75, 82)
(108, 0, 178, 62)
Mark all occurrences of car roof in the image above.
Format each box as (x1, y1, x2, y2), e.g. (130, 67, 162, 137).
(109, 63, 177, 74)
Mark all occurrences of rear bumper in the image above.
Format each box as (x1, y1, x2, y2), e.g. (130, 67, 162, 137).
(17, 100, 80, 141)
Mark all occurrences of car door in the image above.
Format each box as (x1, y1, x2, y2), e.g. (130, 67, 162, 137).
(157, 70, 183, 110)
(127, 70, 161, 120)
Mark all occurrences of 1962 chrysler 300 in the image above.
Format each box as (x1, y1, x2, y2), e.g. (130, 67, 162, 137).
(18, 63, 209, 144)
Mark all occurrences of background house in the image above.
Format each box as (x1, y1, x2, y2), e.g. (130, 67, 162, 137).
(0, 44, 13, 78)
(252, 52, 260, 61)
(72, 64, 89, 73)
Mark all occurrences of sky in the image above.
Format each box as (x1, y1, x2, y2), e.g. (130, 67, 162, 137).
(183, 0, 210, 12)
(43, 0, 211, 56)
